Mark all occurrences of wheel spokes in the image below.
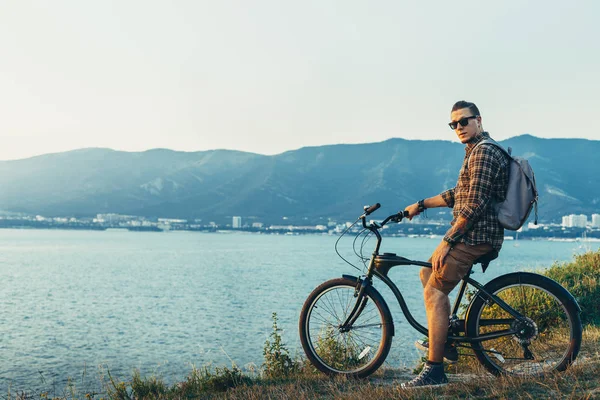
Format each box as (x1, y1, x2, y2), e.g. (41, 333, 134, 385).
(477, 284, 572, 375)
(308, 286, 385, 372)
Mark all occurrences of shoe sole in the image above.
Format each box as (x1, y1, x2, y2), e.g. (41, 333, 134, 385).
(401, 382, 449, 389)
(414, 341, 459, 364)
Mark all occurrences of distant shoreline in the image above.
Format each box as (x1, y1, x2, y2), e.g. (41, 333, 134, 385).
(1, 224, 599, 243)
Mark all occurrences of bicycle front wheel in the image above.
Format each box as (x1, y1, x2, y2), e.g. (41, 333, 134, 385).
(466, 272, 582, 376)
(298, 277, 394, 378)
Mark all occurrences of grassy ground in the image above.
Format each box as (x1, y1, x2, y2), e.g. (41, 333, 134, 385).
(203, 326, 600, 400)
(6, 326, 599, 400)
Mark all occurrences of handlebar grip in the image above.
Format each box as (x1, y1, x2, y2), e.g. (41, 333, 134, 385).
(365, 203, 381, 215)
(394, 210, 409, 222)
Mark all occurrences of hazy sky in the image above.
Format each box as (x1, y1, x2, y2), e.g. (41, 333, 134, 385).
(1, 1, 599, 160)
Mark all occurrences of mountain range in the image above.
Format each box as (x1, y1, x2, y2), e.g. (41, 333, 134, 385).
(0, 135, 598, 224)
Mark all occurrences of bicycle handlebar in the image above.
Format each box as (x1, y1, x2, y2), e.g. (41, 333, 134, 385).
(358, 205, 408, 254)
(382, 210, 409, 226)
(364, 203, 381, 215)
(360, 203, 409, 229)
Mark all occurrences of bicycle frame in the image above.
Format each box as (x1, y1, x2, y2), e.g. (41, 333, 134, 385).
(341, 214, 526, 344)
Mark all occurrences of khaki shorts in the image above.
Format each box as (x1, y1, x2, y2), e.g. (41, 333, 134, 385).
(428, 243, 494, 295)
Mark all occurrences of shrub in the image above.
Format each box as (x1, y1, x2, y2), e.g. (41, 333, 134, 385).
(262, 312, 300, 379)
(104, 365, 253, 399)
(130, 370, 168, 398)
(312, 326, 362, 371)
(178, 365, 253, 395)
(544, 250, 600, 325)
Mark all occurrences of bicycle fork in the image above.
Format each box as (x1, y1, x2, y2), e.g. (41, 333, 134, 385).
(339, 276, 371, 333)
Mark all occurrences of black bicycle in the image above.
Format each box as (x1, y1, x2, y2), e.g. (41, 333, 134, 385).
(299, 203, 582, 378)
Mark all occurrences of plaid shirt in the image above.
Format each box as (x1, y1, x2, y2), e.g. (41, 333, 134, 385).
(440, 132, 509, 251)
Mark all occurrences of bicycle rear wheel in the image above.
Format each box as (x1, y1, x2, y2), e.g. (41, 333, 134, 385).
(466, 272, 582, 376)
(298, 277, 394, 378)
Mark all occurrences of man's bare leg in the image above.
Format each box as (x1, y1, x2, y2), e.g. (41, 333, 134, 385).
(424, 284, 450, 362)
(401, 278, 451, 388)
(419, 267, 452, 362)
(419, 267, 431, 288)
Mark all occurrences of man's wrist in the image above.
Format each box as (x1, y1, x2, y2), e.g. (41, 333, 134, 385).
(443, 236, 455, 248)
(417, 199, 426, 212)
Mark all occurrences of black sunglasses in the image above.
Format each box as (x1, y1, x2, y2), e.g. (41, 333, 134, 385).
(448, 115, 478, 130)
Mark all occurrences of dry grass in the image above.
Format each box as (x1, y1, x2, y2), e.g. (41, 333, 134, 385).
(217, 362, 600, 400)
(214, 325, 600, 400)
(6, 328, 599, 400)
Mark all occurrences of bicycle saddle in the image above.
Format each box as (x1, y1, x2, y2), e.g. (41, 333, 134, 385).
(474, 250, 499, 273)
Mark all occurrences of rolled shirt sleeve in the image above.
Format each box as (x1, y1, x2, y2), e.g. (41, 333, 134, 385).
(444, 221, 469, 246)
(440, 188, 455, 208)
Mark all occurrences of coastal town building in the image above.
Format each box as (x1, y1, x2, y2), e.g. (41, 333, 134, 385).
(562, 214, 588, 228)
(158, 218, 187, 224)
(95, 213, 137, 224)
(232, 216, 242, 228)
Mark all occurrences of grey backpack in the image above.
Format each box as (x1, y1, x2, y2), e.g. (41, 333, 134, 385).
(471, 139, 538, 230)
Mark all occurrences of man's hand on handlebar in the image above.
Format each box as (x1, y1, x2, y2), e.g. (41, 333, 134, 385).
(360, 204, 408, 226)
(404, 202, 421, 221)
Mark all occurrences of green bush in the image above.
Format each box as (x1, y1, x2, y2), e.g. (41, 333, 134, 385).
(262, 312, 300, 379)
(178, 365, 253, 395)
(544, 250, 600, 325)
(104, 365, 253, 399)
(130, 370, 168, 398)
(312, 326, 362, 370)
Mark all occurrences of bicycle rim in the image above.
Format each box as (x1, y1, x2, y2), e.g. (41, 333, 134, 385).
(305, 284, 387, 374)
(475, 283, 574, 375)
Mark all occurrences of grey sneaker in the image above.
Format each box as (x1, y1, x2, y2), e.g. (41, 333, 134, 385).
(401, 363, 448, 388)
(414, 338, 459, 364)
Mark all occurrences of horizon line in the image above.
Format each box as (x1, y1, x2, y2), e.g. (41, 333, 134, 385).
(2, 133, 597, 162)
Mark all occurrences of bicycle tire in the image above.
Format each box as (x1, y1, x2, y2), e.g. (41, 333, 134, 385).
(466, 272, 582, 376)
(298, 277, 394, 378)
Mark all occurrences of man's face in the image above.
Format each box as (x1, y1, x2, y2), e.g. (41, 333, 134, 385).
(450, 108, 481, 144)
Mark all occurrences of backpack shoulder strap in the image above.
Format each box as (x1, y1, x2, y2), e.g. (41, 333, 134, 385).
(469, 139, 511, 162)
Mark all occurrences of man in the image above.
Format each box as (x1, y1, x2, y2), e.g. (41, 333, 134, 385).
(401, 101, 509, 388)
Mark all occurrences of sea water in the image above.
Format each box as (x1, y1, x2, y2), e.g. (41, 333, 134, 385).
(0, 229, 595, 391)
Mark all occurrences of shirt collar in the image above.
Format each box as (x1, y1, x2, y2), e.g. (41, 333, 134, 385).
(465, 131, 490, 152)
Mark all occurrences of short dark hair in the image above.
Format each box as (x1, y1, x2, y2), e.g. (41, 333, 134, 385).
(451, 101, 480, 117)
